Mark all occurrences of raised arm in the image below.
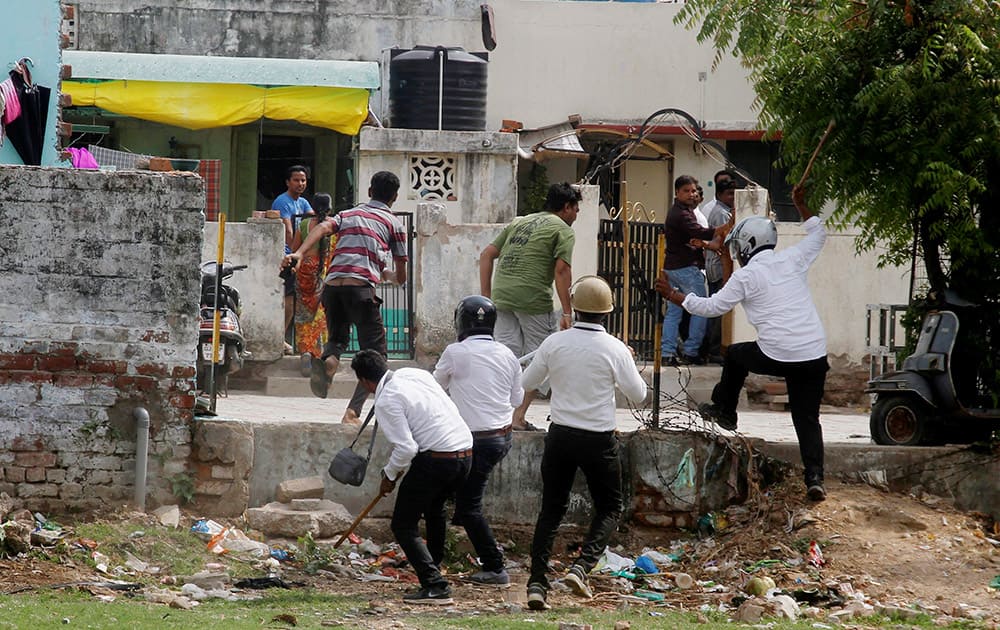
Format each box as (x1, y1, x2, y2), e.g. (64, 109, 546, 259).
(792, 184, 814, 221)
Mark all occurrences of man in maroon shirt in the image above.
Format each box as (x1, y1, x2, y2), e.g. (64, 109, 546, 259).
(661, 175, 718, 365)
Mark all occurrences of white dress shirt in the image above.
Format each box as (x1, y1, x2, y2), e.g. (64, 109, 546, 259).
(682, 216, 828, 362)
(433, 335, 525, 432)
(522, 323, 648, 432)
(374, 368, 474, 481)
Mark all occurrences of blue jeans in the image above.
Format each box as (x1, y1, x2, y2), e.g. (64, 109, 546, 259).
(453, 432, 513, 573)
(660, 265, 708, 357)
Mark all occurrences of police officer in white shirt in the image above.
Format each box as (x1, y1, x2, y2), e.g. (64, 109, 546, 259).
(521, 276, 647, 611)
(434, 295, 524, 586)
(657, 184, 830, 502)
(351, 349, 473, 605)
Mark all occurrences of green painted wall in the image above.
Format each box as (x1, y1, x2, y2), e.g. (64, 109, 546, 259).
(114, 120, 234, 218)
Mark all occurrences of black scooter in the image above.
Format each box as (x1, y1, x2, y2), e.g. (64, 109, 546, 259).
(197, 261, 248, 395)
(866, 293, 1000, 445)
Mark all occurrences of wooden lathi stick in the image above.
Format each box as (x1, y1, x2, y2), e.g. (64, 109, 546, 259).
(797, 119, 836, 188)
(333, 491, 386, 548)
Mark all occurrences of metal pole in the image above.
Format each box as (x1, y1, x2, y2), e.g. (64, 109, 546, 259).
(621, 173, 630, 346)
(652, 233, 665, 429)
(437, 49, 444, 132)
(208, 213, 227, 413)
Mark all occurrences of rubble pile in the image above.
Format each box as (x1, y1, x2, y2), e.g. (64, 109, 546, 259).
(1, 477, 1000, 625)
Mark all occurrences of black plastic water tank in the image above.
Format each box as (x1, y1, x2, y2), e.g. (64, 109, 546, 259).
(389, 46, 488, 131)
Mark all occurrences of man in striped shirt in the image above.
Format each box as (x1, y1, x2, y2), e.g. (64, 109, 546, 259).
(283, 171, 409, 424)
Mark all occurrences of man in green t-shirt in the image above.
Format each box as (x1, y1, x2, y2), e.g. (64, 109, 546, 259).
(479, 182, 581, 429)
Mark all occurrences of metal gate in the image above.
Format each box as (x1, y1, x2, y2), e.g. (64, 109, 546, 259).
(597, 219, 662, 361)
(345, 211, 415, 359)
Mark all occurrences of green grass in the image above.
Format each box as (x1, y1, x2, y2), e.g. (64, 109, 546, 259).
(0, 590, 984, 630)
(72, 520, 259, 580)
(0, 590, 367, 629)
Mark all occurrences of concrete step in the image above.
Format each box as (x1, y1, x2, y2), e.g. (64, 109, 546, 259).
(261, 360, 746, 409)
(263, 357, 419, 398)
(265, 355, 419, 377)
(265, 374, 364, 398)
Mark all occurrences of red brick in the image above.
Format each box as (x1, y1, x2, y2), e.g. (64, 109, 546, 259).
(93, 375, 116, 387)
(140, 330, 170, 343)
(82, 359, 127, 374)
(11, 437, 44, 452)
(0, 353, 36, 370)
(15, 452, 57, 467)
(169, 393, 195, 409)
(115, 375, 158, 391)
(136, 363, 169, 377)
(25, 467, 46, 483)
(5, 467, 25, 482)
(54, 373, 94, 387)
(172, 365, 197, 378)
(38, 355, 77, 371)
(48, 341, 79, 356)
(195, 462, 213, 480)
(0, 371, 52, 385)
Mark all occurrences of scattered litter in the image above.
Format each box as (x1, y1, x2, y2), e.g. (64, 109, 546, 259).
(190, 519, 225, 541)
(634, 554, 657, 575)
(234, 576, 292, 590)
(807, 541, 825, 567)
(595, 548, 634, 573)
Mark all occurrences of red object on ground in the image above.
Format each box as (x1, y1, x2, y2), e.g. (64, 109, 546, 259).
(808, 540, 825, 567)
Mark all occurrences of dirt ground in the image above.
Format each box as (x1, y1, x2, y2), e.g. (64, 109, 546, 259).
(4, 478, 1000, 626)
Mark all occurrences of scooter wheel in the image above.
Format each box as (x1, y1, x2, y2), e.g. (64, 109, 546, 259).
(870, 395, 932, 446)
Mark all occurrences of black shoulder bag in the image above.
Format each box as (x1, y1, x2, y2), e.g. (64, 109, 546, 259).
(328, 408, 378, 486)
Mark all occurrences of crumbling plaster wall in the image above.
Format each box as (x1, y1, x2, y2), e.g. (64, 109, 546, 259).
(0, 166, 203, 512)
(74, 1, 482, 61)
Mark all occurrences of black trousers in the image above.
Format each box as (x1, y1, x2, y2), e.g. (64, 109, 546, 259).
(321, 285, 387, 414)
(391, 452, 471, 590)
(713, 341, 829, 485)
(453, 433, 512, 573)
(529, 424, 622, 589)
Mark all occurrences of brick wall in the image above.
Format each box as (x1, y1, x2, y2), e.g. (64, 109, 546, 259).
(0, 166, 203, 513)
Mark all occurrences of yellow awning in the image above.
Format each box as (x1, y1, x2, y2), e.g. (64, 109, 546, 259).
(63, 80, 370, 135)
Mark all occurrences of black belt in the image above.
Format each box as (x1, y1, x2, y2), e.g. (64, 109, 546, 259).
(426, 448, 473, 459)
(550, 423, 616, 436)
(472, 425, 512, 438)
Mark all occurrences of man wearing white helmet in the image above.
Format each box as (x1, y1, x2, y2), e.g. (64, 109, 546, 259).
(521, 276, 648, 611)
(656, 185, 830, 502)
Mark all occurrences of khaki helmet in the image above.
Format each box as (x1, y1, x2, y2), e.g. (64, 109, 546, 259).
(570, 275, 614, 314)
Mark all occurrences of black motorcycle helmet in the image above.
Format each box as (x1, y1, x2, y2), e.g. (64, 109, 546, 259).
(455, 295, 497, 341)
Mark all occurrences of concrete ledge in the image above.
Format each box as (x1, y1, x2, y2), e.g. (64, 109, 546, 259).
(231, 421, 743, 525)
(191, 418, 1000, 524)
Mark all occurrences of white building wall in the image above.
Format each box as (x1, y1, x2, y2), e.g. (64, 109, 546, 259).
(487, 1, 758, 129)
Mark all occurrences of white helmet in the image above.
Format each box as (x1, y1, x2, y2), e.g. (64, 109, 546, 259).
(725, 216, 777, 266)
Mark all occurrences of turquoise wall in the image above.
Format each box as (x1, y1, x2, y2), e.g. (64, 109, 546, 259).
(0, 0, 63, 166)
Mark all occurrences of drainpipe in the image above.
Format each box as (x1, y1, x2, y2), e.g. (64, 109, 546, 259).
(134, 407, 150, 511)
